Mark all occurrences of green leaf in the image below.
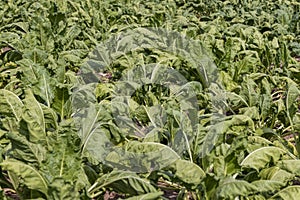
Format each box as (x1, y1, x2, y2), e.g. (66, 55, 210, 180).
(244, 194, 266, 200)
(166, 159, 205, 187)
(172, 110, 194, 162)
(105, 141, 180, 172)
(251, 180, 284, 193)
(215, 178, 258, 199)
(271, 186, 300, 200)
(88, 170, 158, 197)
(0, 89, 23, 121)
(125, 192, 163, 200)
(0, 89, 23, 132)
(240, 76, 259, 107)
(279, 160, 300, 175)
(259, 166, 294, 183)
(1, 159, 48, 195)
(77, 103, 113, 153)
(18, 59, 55, 106)
(38, 73, 55, 107)
(41, 104, 58, 131)
(241, 147, 286, 171)
(7, 132, 46, 164)
(51, 88, 70, 119)
(286, 80, 300, 126)
(22, 90, 46, 142)
(47, 178, 79, 200)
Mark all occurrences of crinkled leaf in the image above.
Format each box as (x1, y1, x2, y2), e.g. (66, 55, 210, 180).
(1, 159, 48, 195)
(0, 89, 23, 121)
(40, 104, 58, 132)
(89, 170, 158, 196)
(166, 159, 205, 187)
(105, 141, 180, 172)
(286, 80, 300, 125)
(7, 132, 46, 164)
(251, 180, 284, 193)
(241, 147, 286, 171)
(18, 59, 55, 106)
(47, 178, 79, 200)
(216, 178, 258, 199)
(279, 160, 300, 175)
(259, 166, 294, 183)
(22, 90, 46, 142)
(271, 186, 300, 200)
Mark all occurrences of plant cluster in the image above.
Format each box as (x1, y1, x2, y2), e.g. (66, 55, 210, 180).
(0, 0, 299, 199)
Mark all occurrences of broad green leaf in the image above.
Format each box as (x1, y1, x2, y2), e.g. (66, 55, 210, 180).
(271, 186, 300, 200)
(166, 159, 205, 187)
(77, 103, 113, 153)
(259, 166, 294, 183)
(47, 178, 79, 200)
(251, 180, 284, 193)
(7, 132, 46, 164)
(83, 165, 98, 184)
(0, 89, 23, 121)
(219, 71, 239, 91)
(279, 160, 300, 175)
(41, 104, 58, 131)
(198, 120, 231, 158)
(18, 59, 55, 106)
(240, 77, 259, 107)
(143, 105, 166, 128)
(286, 80, 300, 126)
(239, 107, 259, 121)
(41, 134, 89, 190)
(247, 136, 272, 152)
(125, 192, 163, 200)
(248, 136, 272, 145)
(1, 159, 48, 195)
(62, 53, 82, 63)
(172, 110, 194, 161)
(215, 178, 258, 199)
(230, 114, 255, 131)
(88, 170, 158, 196)
(38, 73, 55, 107)
(270, 169, 295, 183)
(105, 141, 180, 172)
(0, 89, 23, 132)
(22, 90, 46, 142)
(244, 194, 266, 200)
(7, 170, 20, 194)
(260, 79, 272, 121)
(241, 147, 286, 171)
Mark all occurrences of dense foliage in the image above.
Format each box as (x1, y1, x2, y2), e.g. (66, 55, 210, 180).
(0, 0, 299, 199)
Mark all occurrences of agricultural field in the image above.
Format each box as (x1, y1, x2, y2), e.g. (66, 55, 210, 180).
(0, 0, 300, 199)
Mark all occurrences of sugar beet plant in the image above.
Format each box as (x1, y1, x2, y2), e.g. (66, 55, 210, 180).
(0, 0, 300, 199)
